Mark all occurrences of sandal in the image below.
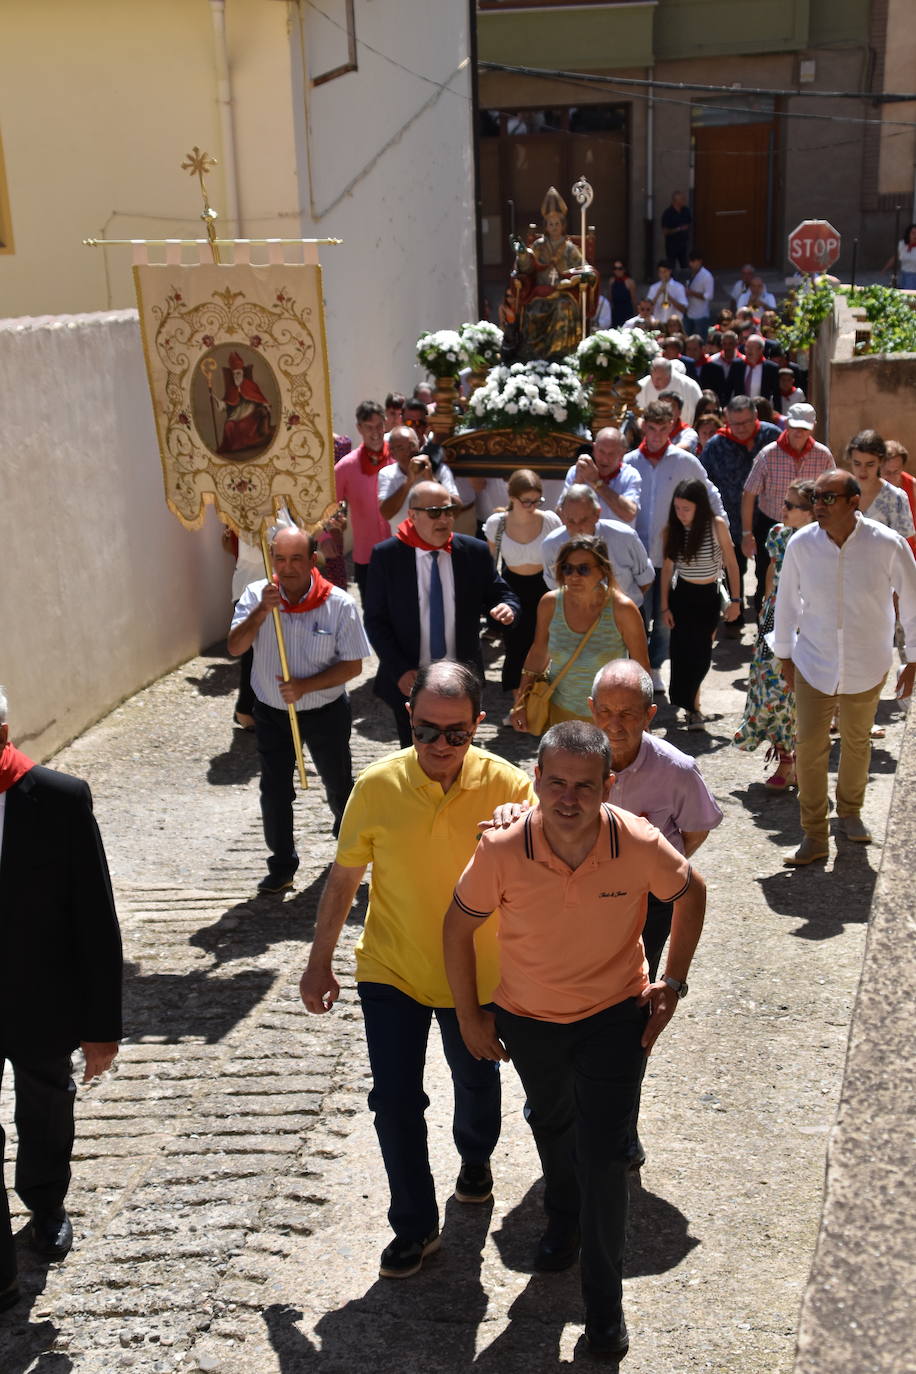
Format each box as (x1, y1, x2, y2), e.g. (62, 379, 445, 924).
(764, 749, 796, 789)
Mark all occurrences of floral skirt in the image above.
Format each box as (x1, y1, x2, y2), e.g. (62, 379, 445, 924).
(734, 634, 796, 754)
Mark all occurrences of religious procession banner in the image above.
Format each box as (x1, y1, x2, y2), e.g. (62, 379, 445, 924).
(133, 250, 335, 537)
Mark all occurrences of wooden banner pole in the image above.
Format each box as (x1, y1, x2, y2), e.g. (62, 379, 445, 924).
(260, 521, 308, 790)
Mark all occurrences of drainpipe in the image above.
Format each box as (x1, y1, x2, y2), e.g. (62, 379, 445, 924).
(210, 0, 241, 237)
(645, 65, 655, 282)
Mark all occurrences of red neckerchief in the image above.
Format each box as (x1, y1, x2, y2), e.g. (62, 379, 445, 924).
(357, 442, 391, 476)
(777, 430, 815, 459)
(638, 438, 670, 461)
(717, 420, 761, 450)
(271, 569, 335, 613)
(669, 419, 687, 437)
(0, 742, 35, 792)
(396, 519, 454, 553)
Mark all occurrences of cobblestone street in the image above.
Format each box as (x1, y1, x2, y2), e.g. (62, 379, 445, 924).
(1, 632, 907, 1373)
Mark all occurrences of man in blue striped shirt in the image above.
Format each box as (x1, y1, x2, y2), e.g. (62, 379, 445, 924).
(228, 526, 371, 894)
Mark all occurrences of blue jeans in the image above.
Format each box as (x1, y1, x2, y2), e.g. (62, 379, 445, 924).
(358, 982, 501, 1240)
(642, 574, 670, 670)
(685, 314, 710, 340)
(253, 694, 353, 879)
(496, 998, 648, 1324)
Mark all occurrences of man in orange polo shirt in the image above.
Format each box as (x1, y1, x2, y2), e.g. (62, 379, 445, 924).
(443, 720, 706, 1361)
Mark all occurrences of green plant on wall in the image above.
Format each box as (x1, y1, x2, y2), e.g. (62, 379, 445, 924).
(778, 279, 916, 355)
(848, 285, 916, 355)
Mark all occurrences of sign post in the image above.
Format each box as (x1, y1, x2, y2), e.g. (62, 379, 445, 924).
(787, 220, 841, 275)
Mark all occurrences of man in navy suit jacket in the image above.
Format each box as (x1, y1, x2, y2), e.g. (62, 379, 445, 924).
(0, 689, 122, 1312)
(364, 481, 519, 744)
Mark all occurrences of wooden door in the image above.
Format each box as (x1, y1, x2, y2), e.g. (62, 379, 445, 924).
(693, 122, 773, 268)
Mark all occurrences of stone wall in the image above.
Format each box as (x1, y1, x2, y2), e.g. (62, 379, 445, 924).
(793, 711, 916, 1373)
(0, 312, 231, 758)
(819, 293, 916, 465)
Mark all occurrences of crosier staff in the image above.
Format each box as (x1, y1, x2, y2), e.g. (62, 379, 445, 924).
(572, 175, 595, 340)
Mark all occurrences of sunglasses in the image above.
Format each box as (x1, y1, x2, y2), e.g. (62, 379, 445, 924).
(783, 499, 811, 511)
(812, 492, 847, 506)
(411, 505, 460, 517)
(560, 561, 597, 578)
(613, 264, 625, 271)
(412, 724, 474, 746)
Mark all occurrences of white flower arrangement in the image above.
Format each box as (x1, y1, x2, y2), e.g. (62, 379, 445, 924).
(459, 320, 504, 369)
(461, 358, 588, 433)
(416, 329, 464, 378)
(576, 328, 660, 381)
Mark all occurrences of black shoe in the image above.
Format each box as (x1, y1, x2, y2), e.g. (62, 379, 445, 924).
(379, 1229, 441, 1279)
(30, 1208, 73, 1262)
(626, 1138, 646, 1173)
(454, 1160, 493, 1204)
(585, 1314, 629, 1360)
(256, 873, 295, 895)
(0, 1277, 20, 1313)
(534, 1224, 580, 1272)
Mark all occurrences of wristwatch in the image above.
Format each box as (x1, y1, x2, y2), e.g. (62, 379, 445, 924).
(661, 974, 689, 998)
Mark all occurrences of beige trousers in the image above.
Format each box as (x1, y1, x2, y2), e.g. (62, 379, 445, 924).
(794, 670, 885, 844)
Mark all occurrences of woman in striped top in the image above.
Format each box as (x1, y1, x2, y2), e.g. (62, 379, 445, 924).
(660, 479, 741, 728)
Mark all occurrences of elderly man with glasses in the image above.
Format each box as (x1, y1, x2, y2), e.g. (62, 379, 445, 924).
(300, 661, 533, 1278)
(364, 481, 518, 746)
(773, 468, 916, 865)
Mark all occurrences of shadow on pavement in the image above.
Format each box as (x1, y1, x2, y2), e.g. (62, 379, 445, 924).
(0, 1250, 71, 1374)
(122, 963, 276, 1042)
(263, 1197, 491, 1370)
(188, 870, 366, 967)
(206, 725, 260, 786)
(756, 842, 878, 940)
(185, 650, 237, 699)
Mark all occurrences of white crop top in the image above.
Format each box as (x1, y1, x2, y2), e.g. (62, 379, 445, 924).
(483, 509, 563, 566)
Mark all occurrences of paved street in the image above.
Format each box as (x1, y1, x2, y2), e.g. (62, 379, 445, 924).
(1, 630, 907, 1373)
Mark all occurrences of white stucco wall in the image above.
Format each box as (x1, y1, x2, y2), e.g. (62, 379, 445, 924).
(0, 313, 231, 759)
(0, 1, 477, 435)
(290, 1, 477, 428)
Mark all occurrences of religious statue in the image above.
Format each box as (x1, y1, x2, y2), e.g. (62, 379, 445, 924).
(507, 187, 596, 362)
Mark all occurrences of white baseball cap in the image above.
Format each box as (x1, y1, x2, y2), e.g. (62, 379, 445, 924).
(786, 402, 816, 430)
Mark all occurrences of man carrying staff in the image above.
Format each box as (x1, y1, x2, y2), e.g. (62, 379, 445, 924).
(300, 662, 533, 1279)
(228, 524, 371, 894)
(444, 720, 706, 1361)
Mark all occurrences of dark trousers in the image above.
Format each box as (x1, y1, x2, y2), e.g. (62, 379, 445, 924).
(731, 536, 748, 622)
(253, 694, 354, 878)
(358, 982, 501, 1241)
(641, 574, 670, 670)
(628, 894, 673, 1153)
(390, 696, 413, 749)
(496, 998, 647, 1324)
(353, 561, 369, 599)
(752, 509, 777, 615)
(0, 1052, 75, 1284)
(500, 568, 547, 691)
(668, 579, 722, 712)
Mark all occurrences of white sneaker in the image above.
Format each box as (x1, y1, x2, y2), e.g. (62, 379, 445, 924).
(650, 669, 665, 694)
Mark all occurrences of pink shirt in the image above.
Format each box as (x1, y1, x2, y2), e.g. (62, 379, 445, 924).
(334, 445, 394, 563)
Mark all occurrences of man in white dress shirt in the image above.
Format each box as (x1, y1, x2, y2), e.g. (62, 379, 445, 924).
(684, 251, 714, 339)
(541, 485, 654, 605)
(774, 469, 916, 866)
(636, 359, 702, 426)
(228, 526, 371, 892)
(378, 426, 460, 535)
(646, 262, 688, 325)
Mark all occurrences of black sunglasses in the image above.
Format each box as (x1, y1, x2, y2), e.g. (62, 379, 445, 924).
(410, 505, 460, 517)
(412, 724, 474, 746)
(560, 561, 597, 577)
(812, 492, 847, 506)
(783, 499, 811, 511)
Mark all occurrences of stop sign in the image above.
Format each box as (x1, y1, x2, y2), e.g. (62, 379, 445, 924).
(788, 220, 841, 273)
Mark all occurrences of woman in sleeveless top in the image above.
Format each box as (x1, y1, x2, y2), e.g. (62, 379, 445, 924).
(660, 478, 741, 728)
(484, 469, 562, 698)
(510, 535, 649, 731)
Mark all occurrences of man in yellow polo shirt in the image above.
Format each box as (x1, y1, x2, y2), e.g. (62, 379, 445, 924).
(299, 660, 533, 1280)
(443, 719, 706, 1361)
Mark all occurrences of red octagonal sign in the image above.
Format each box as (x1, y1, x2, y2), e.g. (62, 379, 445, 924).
(788, 220, 841, 273)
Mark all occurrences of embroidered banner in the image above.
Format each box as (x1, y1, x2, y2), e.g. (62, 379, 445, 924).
(134, 259, 335, 536)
